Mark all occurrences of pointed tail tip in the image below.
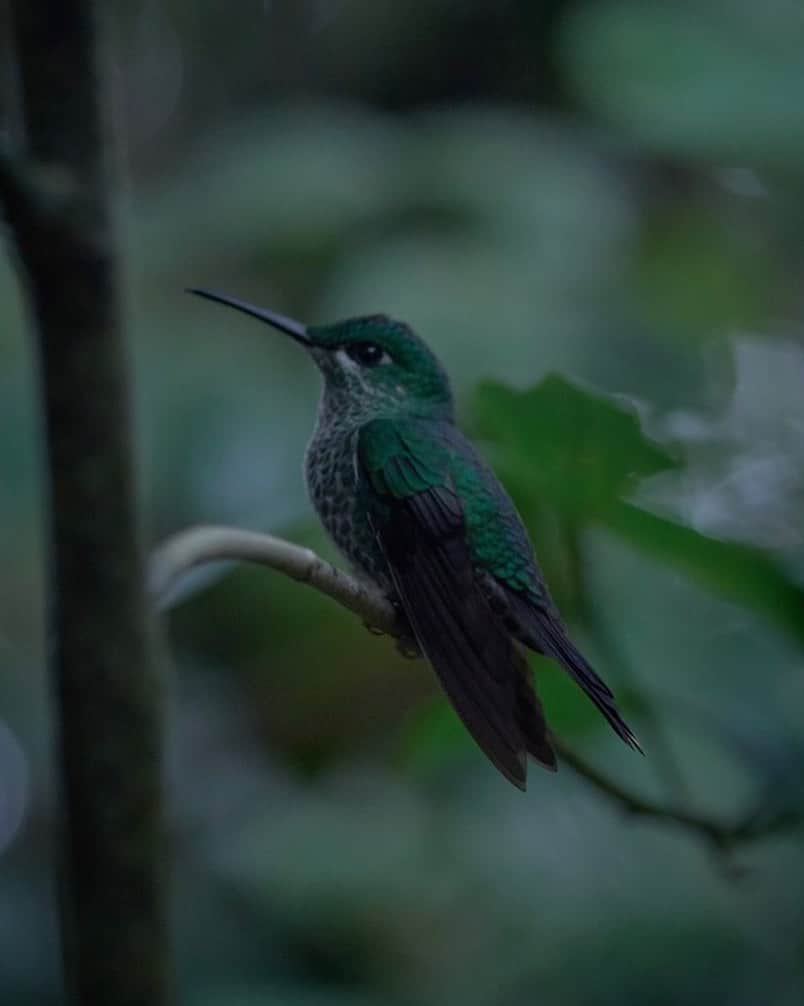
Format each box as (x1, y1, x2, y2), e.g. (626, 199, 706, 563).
(502, 751, 529, 791)
(624, 727, 645, 756)
(530, 741, 558, 774)
(606, 705, 643, 756)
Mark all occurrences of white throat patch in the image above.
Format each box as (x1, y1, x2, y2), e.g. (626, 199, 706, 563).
(335, 348, 361, 372)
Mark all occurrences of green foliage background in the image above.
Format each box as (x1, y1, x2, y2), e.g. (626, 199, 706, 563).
(2, 1, 804, 1003)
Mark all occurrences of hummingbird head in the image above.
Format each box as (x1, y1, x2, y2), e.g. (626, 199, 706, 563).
(189, 289, 454, 421)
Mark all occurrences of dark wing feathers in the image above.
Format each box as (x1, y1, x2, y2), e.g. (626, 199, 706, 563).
(358, 418, 637, 787)
(378, 487, 546, 788)
(502, 588, 642, 752)
(359, 420, 555, 787)
(436, 422, 640, 753)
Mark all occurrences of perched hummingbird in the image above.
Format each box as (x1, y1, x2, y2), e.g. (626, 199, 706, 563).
(190, 289, 641, 789)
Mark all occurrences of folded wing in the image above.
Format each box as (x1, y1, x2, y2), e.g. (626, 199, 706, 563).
(358, 420, 556, 788)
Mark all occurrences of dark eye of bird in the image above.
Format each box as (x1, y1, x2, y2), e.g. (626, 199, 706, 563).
(347, 342, 386, 367)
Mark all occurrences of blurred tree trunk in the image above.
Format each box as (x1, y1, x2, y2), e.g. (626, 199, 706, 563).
(0, 3, 168, 1005)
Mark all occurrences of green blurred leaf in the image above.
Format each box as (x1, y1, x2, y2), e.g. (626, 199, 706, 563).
(399, 696, 473, 778)
(535, 656, 611, 738)
(633, 209, 777, 341)
(133, 104, 408, 281)
(192, 989, 388, 1006)
(473, 375, 804, 646)
(562, 1, 804, 162)
(605, 501, 804, 647)
(473, 374, 678, 518)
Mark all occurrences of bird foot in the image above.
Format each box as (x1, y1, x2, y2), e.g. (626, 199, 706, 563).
(386, 597, 420, 658)
(363, 597, 420, 658)
(395, 634, 421, 659)
(361, 620, 418, 657)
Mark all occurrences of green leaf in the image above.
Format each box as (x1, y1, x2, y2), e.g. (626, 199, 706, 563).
(398, 696, 473, 778)
(472, 375, 804, 647)
(561, 1, 804, 163)
(535, 656, 610, 738)
(605, 502, 804, 647)
(473, 374, 678, 519)
(632, 209, 776, 342)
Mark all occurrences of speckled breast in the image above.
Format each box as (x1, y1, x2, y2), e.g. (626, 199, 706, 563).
(304, 424, 393, 592)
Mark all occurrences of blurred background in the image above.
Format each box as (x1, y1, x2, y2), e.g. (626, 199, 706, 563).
(2, 1, 804, 1003)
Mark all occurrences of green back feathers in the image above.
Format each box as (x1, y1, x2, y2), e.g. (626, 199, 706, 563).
(359, 419, 447, 497)
(358, 418, 546, 603)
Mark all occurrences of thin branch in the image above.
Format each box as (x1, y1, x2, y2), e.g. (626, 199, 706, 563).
(150, 524, 401, 636)
(151, 524, 802, 855)
(553, 737, 801, 856)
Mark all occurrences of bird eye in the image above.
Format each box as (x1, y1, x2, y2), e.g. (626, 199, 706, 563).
(346, 342, 389, 367)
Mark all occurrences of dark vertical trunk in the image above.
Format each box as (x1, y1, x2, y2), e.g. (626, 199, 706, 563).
(1, 3, 168, 1004)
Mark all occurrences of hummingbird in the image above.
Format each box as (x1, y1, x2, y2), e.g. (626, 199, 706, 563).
(189, 288, 641, 789)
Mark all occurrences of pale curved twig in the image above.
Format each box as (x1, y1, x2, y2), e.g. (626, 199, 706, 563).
(149, 524, 400, 635)
(150, 524, 802, 856)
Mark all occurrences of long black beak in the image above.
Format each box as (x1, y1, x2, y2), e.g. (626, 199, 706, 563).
(187, 288, 310, 345)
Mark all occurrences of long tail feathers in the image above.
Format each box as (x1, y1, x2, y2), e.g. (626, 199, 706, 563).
(503, 590, 642, 753)
(515, 659, 557, 771)
(539, 617, 642, 753)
